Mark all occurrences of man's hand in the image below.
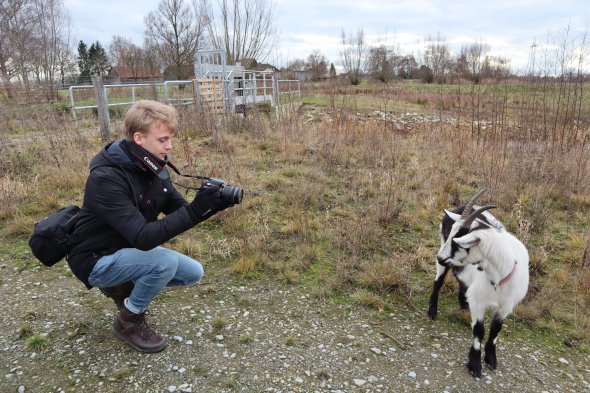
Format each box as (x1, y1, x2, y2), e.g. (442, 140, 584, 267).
(189, 183, 231, 220)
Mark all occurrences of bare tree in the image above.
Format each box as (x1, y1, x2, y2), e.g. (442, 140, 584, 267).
(204, 0, 277, 65)
(395, 54, 418, 79)
(422, 33, 450, 83)
(143, 37, 165, 79)
(29, 0, 72, 94)
(305, 50, 327, 81)
(340, 28, 365, 85)
(144, 0, 207, 79)
(0, 0, 35, 87)
(285, 58, 305, 71)
(367, 45, 395, 83)
(109, 35, 149, 78)
(109, 35, 131, 68)
(481, 55, 511, 81)
(457, 41, 490, 83)
(55, 16, 76, 86)
(1, 0, 72, 96)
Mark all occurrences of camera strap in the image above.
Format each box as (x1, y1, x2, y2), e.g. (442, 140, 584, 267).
(166, 161, 210, 182)
(166, 161, 213, 193)
(124, 141, 212, 192)
(125, 141, 172, 181)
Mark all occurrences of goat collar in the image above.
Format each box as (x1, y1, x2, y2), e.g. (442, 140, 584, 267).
(495, 261, 517, 286)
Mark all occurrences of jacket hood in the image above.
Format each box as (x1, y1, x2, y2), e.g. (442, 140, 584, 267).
(89, 140, 142, 172)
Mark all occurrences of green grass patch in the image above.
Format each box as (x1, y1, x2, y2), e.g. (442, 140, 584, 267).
(18, 323, 34, 339)
(25, 334, 48, 351)
(303, 93, 426, 113)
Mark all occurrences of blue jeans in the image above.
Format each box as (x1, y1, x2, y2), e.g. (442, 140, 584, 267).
(88, 247, 204, 313)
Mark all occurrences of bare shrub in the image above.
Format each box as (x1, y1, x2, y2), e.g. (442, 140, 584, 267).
(0, 175, 29, 205)
(233, 240, 267, 275)
(350, 289, 384, 310)
(357, 255, 413, 296)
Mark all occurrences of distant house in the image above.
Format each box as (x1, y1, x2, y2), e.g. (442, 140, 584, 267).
(107, 66, 161, 84)
(163, 65, 195, 81)
(251, 63, 279, 73)
(294, 70, 313, 81)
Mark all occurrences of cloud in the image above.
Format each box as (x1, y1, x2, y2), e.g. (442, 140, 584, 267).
(64, 0, 152, 45)
(63, 0, 590, 72)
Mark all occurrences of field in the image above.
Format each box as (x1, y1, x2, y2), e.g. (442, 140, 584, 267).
(1, 76, 590, 362)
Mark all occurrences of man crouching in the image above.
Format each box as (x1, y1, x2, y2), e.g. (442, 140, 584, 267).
(67, 100, 236, 352)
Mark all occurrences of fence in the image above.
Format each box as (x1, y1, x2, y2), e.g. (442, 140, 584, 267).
(68, 80, 195, 123)
(68, 76, 301, 123)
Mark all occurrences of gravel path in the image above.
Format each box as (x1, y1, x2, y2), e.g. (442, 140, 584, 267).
(1, 260, 589, 393)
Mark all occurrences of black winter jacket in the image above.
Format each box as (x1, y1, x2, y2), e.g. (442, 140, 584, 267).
(68, 141, 200, 288)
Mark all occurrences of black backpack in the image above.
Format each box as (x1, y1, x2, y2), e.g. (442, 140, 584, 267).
(29, 205, 81, 267)
(28, 156, 178, 267)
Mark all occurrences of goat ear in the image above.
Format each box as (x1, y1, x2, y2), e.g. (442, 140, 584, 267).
(444, 209, 462, 222)
(453, 233, 481, 249)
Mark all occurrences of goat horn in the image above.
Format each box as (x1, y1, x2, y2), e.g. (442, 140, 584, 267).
(462, 204, 497, 228)
(460, 188, 487, 219)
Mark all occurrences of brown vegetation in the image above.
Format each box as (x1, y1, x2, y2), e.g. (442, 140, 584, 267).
(1, 73, 590, 349)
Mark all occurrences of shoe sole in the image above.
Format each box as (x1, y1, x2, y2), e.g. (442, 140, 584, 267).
(111, 326, 168, 353)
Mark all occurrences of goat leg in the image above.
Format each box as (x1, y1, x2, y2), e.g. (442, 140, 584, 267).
(427, 264, 449, 320)
(467, 318, 485, 378)
(484, 314, 503, 370)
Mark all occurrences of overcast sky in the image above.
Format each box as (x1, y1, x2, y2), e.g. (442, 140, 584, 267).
(63, 0, 590, 73)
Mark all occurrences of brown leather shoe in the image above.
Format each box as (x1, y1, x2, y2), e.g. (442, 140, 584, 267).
(99, 281, 134, 310)
(112, 305, 167, 353)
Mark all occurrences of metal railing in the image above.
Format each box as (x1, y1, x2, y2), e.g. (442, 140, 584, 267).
(68, 81, 194, 122)
(68, 74, 301, 121)
(227, 70, 274, 111)
(162, 80, 194, 106)
(274, 79, 301, 106)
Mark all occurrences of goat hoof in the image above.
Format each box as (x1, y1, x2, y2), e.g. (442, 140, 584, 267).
(467, 364, 482, 378)
(484, 356, 497, 370)
(427, 308, 437, 320)
(484, 345, 497, 369)
(466, 362, 482, 378)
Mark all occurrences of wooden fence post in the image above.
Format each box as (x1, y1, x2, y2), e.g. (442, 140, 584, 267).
(92, 75, 110, 141)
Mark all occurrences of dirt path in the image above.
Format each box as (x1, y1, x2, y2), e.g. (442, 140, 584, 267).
(1, 260, 589, 393)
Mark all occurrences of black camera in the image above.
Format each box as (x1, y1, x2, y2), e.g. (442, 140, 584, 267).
(201, 178, 243, 205)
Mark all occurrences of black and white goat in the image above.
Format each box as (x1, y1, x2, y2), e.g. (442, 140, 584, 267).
(428, 189, 529, 378)
(427, 189, 491, 320)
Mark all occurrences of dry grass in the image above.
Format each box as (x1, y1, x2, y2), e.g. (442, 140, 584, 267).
(2, 78, 590, 348)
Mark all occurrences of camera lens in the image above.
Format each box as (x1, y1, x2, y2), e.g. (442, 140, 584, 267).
(220, 185, 243, 205)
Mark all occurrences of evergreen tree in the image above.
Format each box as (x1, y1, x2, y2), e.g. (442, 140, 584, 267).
(77, 41, 91, 80)
(88, 41, 110, 76)
(329, 63, 336, 78)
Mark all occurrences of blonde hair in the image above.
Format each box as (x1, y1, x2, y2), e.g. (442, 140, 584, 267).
(123, 100, 178, 141)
